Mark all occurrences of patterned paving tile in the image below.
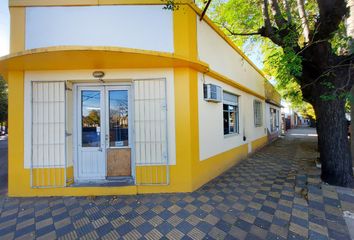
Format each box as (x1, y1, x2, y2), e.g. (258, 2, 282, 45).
(1, 128, 354, 239)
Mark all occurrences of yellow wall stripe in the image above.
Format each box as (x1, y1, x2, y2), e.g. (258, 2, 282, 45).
(9, 0, 193, 7)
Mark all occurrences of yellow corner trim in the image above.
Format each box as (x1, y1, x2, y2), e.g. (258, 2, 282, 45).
(9, 0, 193, 7)
(1, 46, 267, 100)
(10, 0, 99, 7)
(206, 69, 266, 100)
(0, 46, 209, 76)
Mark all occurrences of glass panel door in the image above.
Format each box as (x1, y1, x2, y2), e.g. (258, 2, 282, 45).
(81, 91, 101, 147)
(77, 87, 105, 180)
(105, 86, 132, 177)
(108, 90, 129, 147)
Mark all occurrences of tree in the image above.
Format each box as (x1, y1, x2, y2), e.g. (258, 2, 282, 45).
(0, 76, 7, 131)
(193, 0, 354, 186)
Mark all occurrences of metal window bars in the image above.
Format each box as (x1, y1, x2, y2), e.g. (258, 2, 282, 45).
(31, 81, 68, 188)
(133, 79, 169, 185)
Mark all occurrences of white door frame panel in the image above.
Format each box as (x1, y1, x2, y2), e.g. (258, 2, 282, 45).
(74, 83, 134, 182)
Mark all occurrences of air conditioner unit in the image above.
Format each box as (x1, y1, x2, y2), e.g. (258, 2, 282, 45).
(203, 84, 222, 102)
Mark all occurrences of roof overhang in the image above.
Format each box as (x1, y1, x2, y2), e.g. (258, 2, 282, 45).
(0, 46, 209, 80)
(266, 99, 283, 108)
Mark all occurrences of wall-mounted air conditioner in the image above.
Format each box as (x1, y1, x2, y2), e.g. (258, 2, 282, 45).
(203, 84, 222, 102)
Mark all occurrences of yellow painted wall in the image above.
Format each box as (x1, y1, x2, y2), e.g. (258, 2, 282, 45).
(9, 0, 193, 7)
(8, 71, 25, 195)
(136, 166, 168, 185)
(264, 80, 281, 105)
(191, 144, 248, 191)
(9, 7, 25, 53)
(251, 136, 268, 152)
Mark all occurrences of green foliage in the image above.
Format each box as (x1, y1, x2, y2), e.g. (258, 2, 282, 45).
(0, 76, 7, 124)
(262, 42, 303, 104)
(200, 0, 352, 115)
(295, 102, 316, 120)
(210, 0, 264, 46)
(162, 0, 180, 11)
(330, 22, 354, 55)
(168, 0, 351, 119)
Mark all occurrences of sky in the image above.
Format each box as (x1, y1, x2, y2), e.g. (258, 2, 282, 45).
(0, 1, 9, 57)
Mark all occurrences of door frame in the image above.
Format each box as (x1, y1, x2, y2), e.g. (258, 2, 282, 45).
(73, 82, 135, 182)
(76, 86, 106, 180)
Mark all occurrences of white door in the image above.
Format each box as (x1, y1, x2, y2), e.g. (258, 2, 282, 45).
(77, 87, 106, 180)
(105, 86, 132, 177)
(76, 85, 132, 181)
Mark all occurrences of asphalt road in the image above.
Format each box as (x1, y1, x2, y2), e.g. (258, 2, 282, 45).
(0, 135, 7, 196)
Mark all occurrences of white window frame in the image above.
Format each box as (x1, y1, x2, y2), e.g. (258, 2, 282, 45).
(223, 92, 239, 135)
(254, 100, 263, 127)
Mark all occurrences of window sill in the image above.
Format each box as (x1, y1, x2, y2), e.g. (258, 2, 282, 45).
(224, 133, 239, 138)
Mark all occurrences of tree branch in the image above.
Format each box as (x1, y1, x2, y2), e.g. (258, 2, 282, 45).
(222, 24, 261, 36)
(296, 0, 310, 43)
(268, 0, 287, 28)
(261, 0, 273, 34)
(283, 0, 292, 23)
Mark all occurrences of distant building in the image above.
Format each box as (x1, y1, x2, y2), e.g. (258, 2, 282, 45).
(264, 81, 282, 141)
(281, 102, 301, 131)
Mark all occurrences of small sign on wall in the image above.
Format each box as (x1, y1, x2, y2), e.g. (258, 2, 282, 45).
(115, 141, 124, 147)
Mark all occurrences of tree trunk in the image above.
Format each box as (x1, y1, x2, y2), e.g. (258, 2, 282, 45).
(314, 93, 353, 186)
(347, 0, 354, 165)
(351, 86, 354, 165)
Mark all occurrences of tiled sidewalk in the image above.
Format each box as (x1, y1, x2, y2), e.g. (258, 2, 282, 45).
(1, 128, 354, 239)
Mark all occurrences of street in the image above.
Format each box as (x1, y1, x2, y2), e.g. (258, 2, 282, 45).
(0, 135, 7, 196)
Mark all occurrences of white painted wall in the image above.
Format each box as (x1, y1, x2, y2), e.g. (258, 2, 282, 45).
(24, 68, 176, 168)
(197, 19, 265, 95)
(25, 6, 173, 52)
(198, 73, 266, 161)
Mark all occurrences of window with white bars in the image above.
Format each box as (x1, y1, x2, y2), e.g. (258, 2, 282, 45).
(254, 100, 263, 127)
(31, 81, 66, 188)
(134, 79, 169, 185)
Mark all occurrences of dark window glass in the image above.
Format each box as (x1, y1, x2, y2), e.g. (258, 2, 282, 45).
(224, 109, 229, 134)
(223, 103, 238, 135)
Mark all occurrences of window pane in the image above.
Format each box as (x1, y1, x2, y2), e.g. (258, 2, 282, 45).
(254, 100, 262, 127)
(109, 90, 129, 147)
(223, 109, 229, 134)
(229, 110, 236, 133)
(82, 91, 101, 147)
